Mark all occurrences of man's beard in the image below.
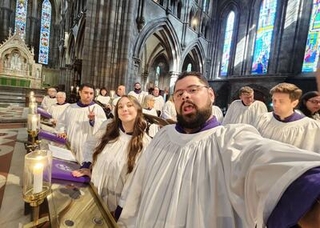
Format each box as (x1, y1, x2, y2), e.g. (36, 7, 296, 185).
(176, 100, 212, 130)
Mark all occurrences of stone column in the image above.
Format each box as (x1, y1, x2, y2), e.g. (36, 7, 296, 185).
(0, 0, 13, 42)
(168, 71, 180, 94)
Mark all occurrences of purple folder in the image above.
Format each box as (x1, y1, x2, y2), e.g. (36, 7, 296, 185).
(37, 108, 53, 119)
(38, 130, 67, 145)
(52, 159, 90, 183)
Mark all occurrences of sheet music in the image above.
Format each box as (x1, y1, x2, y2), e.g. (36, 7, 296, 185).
(48, 144, 77, 162)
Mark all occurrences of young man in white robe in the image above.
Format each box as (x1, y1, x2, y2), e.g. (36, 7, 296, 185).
(41, 87, 57, 111)
(56, 83, 106, 164)
(222, 86, 267, 125)
(116, 71, 320, 228)
(253, 83, 320, 152)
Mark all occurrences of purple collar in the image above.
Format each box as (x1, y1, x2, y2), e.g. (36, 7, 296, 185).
(175, 116, 221, 134)
(273, 111, 304, 123)
(76, 101, 95, 107)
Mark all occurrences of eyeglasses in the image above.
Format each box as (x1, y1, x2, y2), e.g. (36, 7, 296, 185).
(308, 99, 320, 104)
(173, 85, 209, 99)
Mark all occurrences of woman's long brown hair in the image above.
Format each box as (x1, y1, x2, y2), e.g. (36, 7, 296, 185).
(92, 95, 147, 173)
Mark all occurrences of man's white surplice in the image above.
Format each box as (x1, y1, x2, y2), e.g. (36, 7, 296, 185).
(118, 124, 320, 228)
(253, 112, 320, 152)
(56, 103, 106, 163)
(222, 100, 267, 125)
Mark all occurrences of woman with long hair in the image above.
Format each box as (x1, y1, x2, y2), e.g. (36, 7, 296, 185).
(73, 95, 151, 213)
(298, 91, 320, 121)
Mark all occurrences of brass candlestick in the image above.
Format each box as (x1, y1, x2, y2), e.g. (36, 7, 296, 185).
(22, 150, 52, 227)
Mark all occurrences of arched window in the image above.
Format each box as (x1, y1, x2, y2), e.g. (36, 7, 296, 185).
(220, 11, 235, 76)
(187, 63, 192, 72)
(302, 0, 320, 72)
(202, 0, 209, 13)
(15, 0, 28, 39)
(251, 0, 277, 74)
(38, 0, 52, 64)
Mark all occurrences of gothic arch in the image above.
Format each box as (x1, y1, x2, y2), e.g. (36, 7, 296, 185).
(133, 17, 181, 71)
(132, 18, 181, 90)
(181, 41, 206, 74)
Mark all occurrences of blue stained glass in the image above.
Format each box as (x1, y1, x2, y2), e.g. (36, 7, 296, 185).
(38, 0, 52, 65)
(15, 0, 28, 39)
(251, 0, 277, 74)
(220, 12, 235, 76)
(302, 0, 320, 73)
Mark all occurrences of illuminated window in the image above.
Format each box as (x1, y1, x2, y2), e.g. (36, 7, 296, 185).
(203, 0, 208, 12)
(38, 0, 52, 65)
(251, 0, 277, 74)
(302, 0, 320, 72)
(220, 11, 235, 76)
(187, 63, 192, 72)
(15, 0, 28, 39)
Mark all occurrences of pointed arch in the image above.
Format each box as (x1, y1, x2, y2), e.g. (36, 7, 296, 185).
(214, 2, 239, 78)
(133, 17, 181, 72)
(181, 41, 206, 73)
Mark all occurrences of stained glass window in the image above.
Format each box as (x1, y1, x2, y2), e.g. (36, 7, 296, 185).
(38, 0, 52, 65)
(302, 0, 320, 72)
(203, 0, 208, 12)
(251, 0, 277, 74)
(220, 11, 235, 76)
(15, 0, 28, 39)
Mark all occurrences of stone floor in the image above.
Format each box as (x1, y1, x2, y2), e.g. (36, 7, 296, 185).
(0, 105, 31, 227)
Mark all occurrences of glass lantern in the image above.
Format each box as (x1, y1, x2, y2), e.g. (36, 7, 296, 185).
(23, 150, 52, 207)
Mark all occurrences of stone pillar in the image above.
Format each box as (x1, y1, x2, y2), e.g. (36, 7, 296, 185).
(168, 71, 180, 94)
(0, 0, 13, 42)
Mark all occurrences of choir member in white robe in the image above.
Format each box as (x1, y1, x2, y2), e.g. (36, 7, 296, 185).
(41, 87, 57, 111)
(56, 83, 106, 163)
(152, 86, 165, 116)
(161, 95, 177, 122)
(253, 83, 320, 152)
(212, 105, 223, 123)
(96, 87, 111, 106)
(142, 94, 160, 138)
(73, 95, 151, 213)
(117, 72, 320, 228)
(47, 91, 70, 125)
(222, 86, 267, 125)
(128, 82, 148, 104)
(298, 91, 320, 121)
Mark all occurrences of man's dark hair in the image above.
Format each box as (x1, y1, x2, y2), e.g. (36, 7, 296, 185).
(174, 71, 209, 91)
(79, 83, 95, 91)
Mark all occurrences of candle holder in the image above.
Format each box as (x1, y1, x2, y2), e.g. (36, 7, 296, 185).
(25, 114, 41, 152)
(23, 150, 52, 227)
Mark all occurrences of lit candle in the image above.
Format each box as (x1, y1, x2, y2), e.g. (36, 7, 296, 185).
(71, 85, 74, 91)
(33, 163, 43, 194)
(76, 86, 79, 93)
(110, 90, 115, 99)
(31, 115, 38, 131)
(95, 89, 100, 96)
(29, 104, 35, 114)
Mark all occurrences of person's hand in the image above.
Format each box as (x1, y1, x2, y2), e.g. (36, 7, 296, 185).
(57, 132, 67, 139)
(298, 200, 320, 228)
(72, 168, 91, 177)
(88, 106, 96, 121)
